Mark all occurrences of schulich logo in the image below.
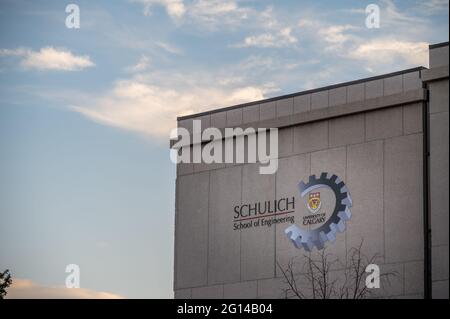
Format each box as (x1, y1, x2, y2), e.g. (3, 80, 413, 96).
(233, 197, 296, 230)
(285, 172, 352, 252)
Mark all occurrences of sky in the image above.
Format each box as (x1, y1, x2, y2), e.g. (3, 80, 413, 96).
(0, 0, 448, 298)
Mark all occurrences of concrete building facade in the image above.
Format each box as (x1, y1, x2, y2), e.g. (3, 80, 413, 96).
(172, 42, 449, 299)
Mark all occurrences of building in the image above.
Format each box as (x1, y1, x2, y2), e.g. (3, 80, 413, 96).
(171, 42, 449, 299)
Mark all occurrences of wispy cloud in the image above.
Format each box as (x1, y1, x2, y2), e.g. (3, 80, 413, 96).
(155, 41, 183, 55)
(230, 5, 301, 49)
(418, 0, 449, 15)
(348, 38, 429, 68)
(294, 1, 431, 70)
(381, 0, 423, 25)
(345, 0, 429, 31)
(0, 48, 29, 56)
(6, 278, 124, 299)
(0, 47, 94, 71)
(234, 27, 297, 48)
(186, 0, 252, 30)
(134, 0, 186, 19)
(71, 74, 269, 140)
(134, 0, 260, 31)
(319, 25, 357, 45)
(126, 55, 151, 73)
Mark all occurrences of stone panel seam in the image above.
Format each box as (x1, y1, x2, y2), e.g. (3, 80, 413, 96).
(327, 120, 329, 148)
(239, 166, 243, 282)
(403, 263, 406, 295)
(432, 279, 450, 283)
(429, 110, 450, 115)
(327, 89, 330, 109)
(174, 178, 179, 290)
(364, 112, 367, 142)
(289, 127, 293, 154)
(206, 171, 211, 285)
(402, 74, 406, 92)
(327, 120, 330, 149)
(256, 280, 259, 298)
(345, 145, 348, 262)
(402, 105, 405, 135)
(383, 132, 423, 143)
(382, 139, 386, 263)
(274, 163, 278, 278)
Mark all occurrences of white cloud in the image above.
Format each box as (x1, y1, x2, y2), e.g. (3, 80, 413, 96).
(234, 27, 297, 48)
(23, 47, 94, 71)
(0, 48, 28, 56)
(297, 17, 358, 48)
(297, 19, 320, 28)
(71, 72, 269, 140)
(381, 0, 424, 26)
(349, 38, 429, 68)
(126, 55, 151, 73)
(294, 12, 429, 69)
(135, 0, 186, 19)
(279, 27, 297, 44)
(0, 47, 94, 71)
(155, 41, 183, 55)
(230, 5, 301, 49)
(186, 0, 252, 29)
(236, 33, 276, 48)
(319, 25, 356, 45)
(238, 55, 275, 70)
(189, 0, 241, 17)
(341, 8, 366, 14)
(6, 278, 124, 299)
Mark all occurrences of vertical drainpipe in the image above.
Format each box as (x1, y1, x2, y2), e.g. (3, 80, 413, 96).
(422, 77, 432, 299)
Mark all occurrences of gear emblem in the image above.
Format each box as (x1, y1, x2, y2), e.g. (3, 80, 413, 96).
(285, 172, 352, 251)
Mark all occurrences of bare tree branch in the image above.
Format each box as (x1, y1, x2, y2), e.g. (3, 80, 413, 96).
(277, 239, 398, 299)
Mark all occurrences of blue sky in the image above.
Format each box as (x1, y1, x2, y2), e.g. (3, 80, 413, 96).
(0, 0, 448, 298)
